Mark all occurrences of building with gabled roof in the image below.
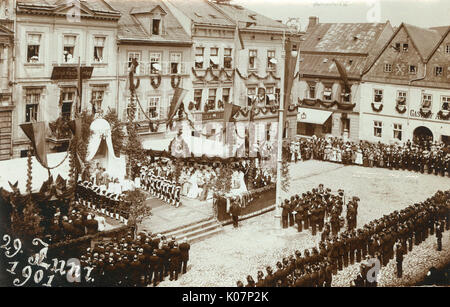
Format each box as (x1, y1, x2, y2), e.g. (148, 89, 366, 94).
(293, 17, 393, 140)
(12, 0, 121, 158)
(165, 0, 301, 143)
(105, 0, 193, 143)
(359, 23, 450, 145)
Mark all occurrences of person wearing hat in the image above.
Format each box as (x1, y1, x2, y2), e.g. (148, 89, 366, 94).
(229, 197, 241, 228)
(178, 237, 190, 275)
(169, 242, 181, 281)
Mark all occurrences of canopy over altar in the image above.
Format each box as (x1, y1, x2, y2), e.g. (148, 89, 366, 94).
(86, 118, 126, 180)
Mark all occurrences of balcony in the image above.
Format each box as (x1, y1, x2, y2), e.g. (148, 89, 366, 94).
(121, 61, 191, 76)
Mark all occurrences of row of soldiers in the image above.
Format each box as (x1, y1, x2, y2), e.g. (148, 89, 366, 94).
(239, 189, 449, 287)
(140, 167, 182, 207)
(49, 231, 191, 287)
(75, 181, 131, 224)
(280, 185, 358, 237)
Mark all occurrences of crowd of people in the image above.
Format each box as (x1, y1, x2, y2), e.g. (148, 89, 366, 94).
(287, 137, 450, 176)
(280, 184, 359, 237)
(48, 230, 191, 287)
(237, 189, 449, 287)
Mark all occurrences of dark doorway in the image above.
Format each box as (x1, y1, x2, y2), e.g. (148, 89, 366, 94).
(413, 126, 433, 148)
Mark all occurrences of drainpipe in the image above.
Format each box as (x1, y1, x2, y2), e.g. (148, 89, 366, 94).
(116, 45, 120, 115)
(407, 63, 427, 139)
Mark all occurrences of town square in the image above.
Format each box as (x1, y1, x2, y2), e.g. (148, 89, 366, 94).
(0, 0, 448, 289)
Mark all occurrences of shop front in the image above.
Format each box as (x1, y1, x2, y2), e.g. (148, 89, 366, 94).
(296, 107, 332, 137)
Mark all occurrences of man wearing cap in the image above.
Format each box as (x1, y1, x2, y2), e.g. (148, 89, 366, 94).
(169, 242, 181, 281)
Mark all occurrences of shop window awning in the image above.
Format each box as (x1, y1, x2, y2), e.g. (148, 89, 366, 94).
(297, 107, 332, 125)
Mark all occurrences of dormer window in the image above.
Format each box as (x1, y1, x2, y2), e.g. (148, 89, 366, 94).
(152, 19, 161, 35)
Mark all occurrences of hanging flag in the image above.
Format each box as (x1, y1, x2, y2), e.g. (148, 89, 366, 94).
(223, 101, 241, 124)
(333, 58, 351, 93)
(235, 25, 245, 51)
(76, 59, 82, 114)
(20, 122, 48, 168)
(68, 118, 82, 140)
(166, 87, 188, 127)
(283, 38, 300, 108)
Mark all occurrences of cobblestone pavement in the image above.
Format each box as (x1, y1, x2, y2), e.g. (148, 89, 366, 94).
(156, 161, 449, 287)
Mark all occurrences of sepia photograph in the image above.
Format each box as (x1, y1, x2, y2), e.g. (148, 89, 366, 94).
(0, 0, 448, 294)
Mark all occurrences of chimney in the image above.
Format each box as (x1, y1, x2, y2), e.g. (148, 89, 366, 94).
(307, 16, 319, 31)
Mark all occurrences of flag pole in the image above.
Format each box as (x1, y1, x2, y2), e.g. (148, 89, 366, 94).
(275, 30, 286, 228)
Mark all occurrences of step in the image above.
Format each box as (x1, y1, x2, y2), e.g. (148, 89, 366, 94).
(164, 219, 217, 238)
(176, 223, 220, 240)
(156, 216, 212, 235)
(189, 227, 224, 244)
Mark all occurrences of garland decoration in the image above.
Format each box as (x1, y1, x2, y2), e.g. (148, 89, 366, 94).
(419, 107, 432, 118)
(437, 110, 450, 120)
(171, 75, 181, 89)
(150, 75, 162, 89)
(234, 68, 281, 81)
(337, 102, 356, 111)
(395, 97, 407, 114)
(371, 102, 383, 112)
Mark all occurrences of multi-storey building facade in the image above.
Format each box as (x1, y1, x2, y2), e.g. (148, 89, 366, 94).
(106, 0, 192, 141)
(166, 0, 301, 142)
(293, 17, 393, 140)
(0, 0, 15, 160)
(13, 0, 121, 157)
(360, 23, 450, 145)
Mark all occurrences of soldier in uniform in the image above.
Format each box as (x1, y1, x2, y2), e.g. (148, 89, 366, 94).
(179, 238, 190, 275)
(394, 240, 404, 278)
(230, 198, 241, 228)
(436, 220, 444, 251)
(169, 242, 181, 281)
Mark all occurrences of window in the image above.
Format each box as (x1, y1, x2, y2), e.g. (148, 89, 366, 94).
(308, 82, 316, 99)
(323, 84, 332, 101)
(247, 87, 256, 106)
(249, 50, 257, 69)
(150, 52, 161, 74)
(266, 87, 276, 105)
(435, 66, 443, 76)
(194, 89, 202, 109)
(152, 19, 161, 35)
(409, 65, 417, 74)
(93, 37, 105, 63)
(446, 44, 450, 54)
(373, 121, 382, 137)
(342, 90, 351, 103)
(170, 52, 181, 74)
(395, 43, 401, 51)
(195, 47, 204, 69)
(267, 50, 276, 70)
(63, 35, 76, 63)
(128, 52, 141, 67)
(374, 89, 383, 103)
(61, 90, 75, 120)
(275, 88, 281, 105)
(25, 88, 41, 122)
(422, 94, 432, 108)
(222, 88, 230, 104)
(397, 91, 407, 105)
(148, 96, 160, 119)
(210, 48, 219, 69)
(224, 48, 232, 69)
(403, 43, 408, 52)
(27, 34, 41, 63)
(384, 63, 392, 72)
(206, 89, 216, 111)
(91, 90, 104, 113)
(441, 96, 450, 111)
(393, 123, 402, 140)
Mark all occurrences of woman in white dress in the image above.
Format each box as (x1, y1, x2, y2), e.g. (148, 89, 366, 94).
(187, 170, 200, 199)
(355, 147, 363, 165)
(237, 170, 248, 194)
